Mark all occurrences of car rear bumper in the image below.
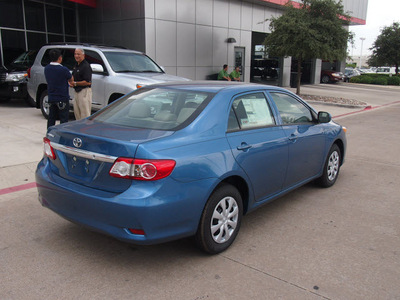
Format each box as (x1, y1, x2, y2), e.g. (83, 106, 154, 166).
(36, 159, 215, 245)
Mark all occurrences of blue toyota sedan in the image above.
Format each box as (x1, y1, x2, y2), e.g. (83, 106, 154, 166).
(36, 82, 346, 254)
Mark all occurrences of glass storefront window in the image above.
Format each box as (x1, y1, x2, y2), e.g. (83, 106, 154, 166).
(1, 30, 26, 65)
(25, 1, 46, 31)
(46, 5, 63, 34)
(0, 1, 78, 67)
(48, 34, 64, 43)
(0, 1, 24, 29)
(27, 32, 47, 50)
(64, 8, 77, 35)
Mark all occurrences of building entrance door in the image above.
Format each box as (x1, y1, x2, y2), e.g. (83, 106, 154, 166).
(234, 47, 245, 81)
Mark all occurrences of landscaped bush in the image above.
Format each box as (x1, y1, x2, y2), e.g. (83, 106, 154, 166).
(371, 77, 388, 85)
(387, 76, 400, 85)
(349, 76, 361, 83)
(349, 74, 400, 85)
(359, 76, 373, 84)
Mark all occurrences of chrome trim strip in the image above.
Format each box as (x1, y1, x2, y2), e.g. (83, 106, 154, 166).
(50, 142, 117, 163)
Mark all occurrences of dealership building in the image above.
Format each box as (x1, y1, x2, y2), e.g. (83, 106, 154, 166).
(0, 0, 368, 86)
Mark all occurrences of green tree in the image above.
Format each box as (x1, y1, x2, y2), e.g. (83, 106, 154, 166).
(369, 22, 400, 74)
(264, 0, 352, 94)
(366, 55, 380, 68)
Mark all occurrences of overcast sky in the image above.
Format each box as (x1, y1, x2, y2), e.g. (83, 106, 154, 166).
(348, 0, 400, 56)
(349, 0, 400, 56)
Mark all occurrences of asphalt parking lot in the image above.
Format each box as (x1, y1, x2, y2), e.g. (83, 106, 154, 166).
(1, 83, 399, 299)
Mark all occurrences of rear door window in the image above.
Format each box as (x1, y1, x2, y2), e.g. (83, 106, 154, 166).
(41, 48, 106, 71)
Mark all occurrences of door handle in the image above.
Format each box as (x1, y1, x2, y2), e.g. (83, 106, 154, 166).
(288, 134, 297, 142)
(237, 143, 252, 151)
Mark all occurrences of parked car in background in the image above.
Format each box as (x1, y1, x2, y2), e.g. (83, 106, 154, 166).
(36, 82, 347, 254)
(28, 43, 189, 119)
(321, 70, 344, 83)
(0, 50, 37, 106)
(344, 68, 361, 82)
(357, 67, 374, 74)
(376, 67, 397, 74)
(251, 59, 279, 79)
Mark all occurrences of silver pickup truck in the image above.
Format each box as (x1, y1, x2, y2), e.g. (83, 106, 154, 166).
(27, 43, 189, 119)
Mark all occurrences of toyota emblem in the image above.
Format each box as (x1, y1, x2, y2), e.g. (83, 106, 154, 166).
(73, 137, 82, 148)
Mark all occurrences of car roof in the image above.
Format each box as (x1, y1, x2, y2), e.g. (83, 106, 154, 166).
(145, 81, 290, 94)
(43, 43, 144, 55)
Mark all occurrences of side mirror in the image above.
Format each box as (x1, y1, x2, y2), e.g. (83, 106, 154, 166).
(90, 63, 105, 74)
(318, 111, 331, 123)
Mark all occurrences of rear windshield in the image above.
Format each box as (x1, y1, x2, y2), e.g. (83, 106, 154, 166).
(91, 88, 214, 130)
(103, 51, 163, 73)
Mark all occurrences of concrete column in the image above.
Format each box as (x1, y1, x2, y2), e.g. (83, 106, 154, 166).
(279, 56, 292, 87)
(310, 58, 322, 84)
(337, 60, 346, 72)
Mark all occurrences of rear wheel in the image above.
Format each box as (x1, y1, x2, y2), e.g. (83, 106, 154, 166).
(195, 184, 243, 254)
(316, 144, 341, 187)
(39, 90, 49, 119)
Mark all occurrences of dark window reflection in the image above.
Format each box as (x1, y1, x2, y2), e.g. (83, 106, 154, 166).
(62, 48, 76, 70)
(48, 34, 64, 43)
(25, 1, 45, 31)
(27, 32, 47, 50)
(1, 30, 26, 65)
(46, 5, 63, 34)
(41, 49, 52, 66)
(0, 1, 24, 29)
(85, 50, 106, 70)
(45, 0, 62, 5)
(64, 8, 77, 35)
(65, 35, 77, 43)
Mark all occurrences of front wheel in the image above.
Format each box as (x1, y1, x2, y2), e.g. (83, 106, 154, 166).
(316, 144, 341, 188)
(39, 90, 49, 119)
(195, 184, 243, 254)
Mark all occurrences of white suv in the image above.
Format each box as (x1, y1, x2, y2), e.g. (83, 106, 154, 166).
(27, 43, 189, 118)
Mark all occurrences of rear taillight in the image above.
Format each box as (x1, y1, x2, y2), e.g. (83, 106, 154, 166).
(109, 158, 176, 181)
(27, 67, 31, 78)
(43, 137, 56, 160)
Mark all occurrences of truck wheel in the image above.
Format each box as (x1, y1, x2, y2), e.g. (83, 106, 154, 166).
(40, 90, 50, 119)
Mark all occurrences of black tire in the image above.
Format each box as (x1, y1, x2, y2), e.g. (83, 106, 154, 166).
(195, 184, 243, 254)
(321, 75, 330, 84)
(24, 95, 36, 107)
(39, 90, 49, 119)
(316, 144, 341, 188)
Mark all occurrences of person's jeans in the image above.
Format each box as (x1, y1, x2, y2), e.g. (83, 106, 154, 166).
(47, 101, 70, 128)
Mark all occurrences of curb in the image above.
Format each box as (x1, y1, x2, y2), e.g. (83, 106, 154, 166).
(306, 100, 369, 109)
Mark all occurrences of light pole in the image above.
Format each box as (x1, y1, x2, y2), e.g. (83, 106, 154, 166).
(359, 37, 365, 68)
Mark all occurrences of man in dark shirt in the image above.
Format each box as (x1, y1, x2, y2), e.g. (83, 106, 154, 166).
(44, 49, 74, 128)
(70, 48, 92, 120)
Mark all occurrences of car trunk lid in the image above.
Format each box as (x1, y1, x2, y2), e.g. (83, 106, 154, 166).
(46, 120, 173, 193)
